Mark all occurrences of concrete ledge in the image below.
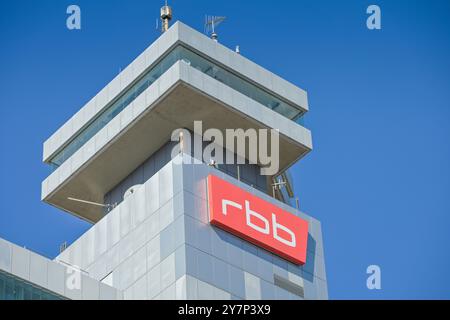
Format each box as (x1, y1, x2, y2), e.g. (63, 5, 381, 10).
(41, 61, 311, 222)
(43, 21, 309, 163)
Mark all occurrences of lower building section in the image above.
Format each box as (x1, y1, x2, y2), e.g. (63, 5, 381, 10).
(54, 154, 327, 300)
(0, 238, 122, 300)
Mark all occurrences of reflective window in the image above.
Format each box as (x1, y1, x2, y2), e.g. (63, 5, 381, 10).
(0, 271, 64, 300)
(49, 46, 305, 168)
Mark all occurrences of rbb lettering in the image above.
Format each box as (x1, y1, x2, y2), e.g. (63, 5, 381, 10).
(222, 199, 296, 247)
(208, 174, 308, 265)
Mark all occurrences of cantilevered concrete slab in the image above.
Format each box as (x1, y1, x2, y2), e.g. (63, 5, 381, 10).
(43, 22, 309, 163)
(42, 61, 312, 223)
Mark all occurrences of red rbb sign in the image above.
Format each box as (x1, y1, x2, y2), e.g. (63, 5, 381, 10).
(207, 175, 308, 265)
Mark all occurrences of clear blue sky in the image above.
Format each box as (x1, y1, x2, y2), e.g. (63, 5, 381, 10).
(0, 0, 449, 299)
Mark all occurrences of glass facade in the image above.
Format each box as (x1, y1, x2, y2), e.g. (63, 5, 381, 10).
(49, 46, 305, 168)
(0, 271, 64, 300)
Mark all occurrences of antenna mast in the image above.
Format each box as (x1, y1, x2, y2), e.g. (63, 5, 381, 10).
(67, 197, 116, 212)
(205, 15, 226, 42)
(160, 1, 173, 33)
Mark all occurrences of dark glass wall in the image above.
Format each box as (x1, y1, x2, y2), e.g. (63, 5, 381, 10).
(0, 271, 64, 300)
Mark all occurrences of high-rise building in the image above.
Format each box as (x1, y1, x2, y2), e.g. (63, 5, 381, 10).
(1, 16, 327, 300)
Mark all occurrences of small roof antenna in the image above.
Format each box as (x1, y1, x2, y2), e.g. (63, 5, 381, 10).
(205, 15, 226, 42)
(67, 197, 117, 212)
(160, 0, 173, 33)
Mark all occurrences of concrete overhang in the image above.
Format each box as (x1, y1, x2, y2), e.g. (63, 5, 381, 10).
(43, 21, 309, 163)
(42, 62, 312, 223)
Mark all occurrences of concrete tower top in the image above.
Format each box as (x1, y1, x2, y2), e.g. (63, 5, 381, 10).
(41, 22, 312, 222)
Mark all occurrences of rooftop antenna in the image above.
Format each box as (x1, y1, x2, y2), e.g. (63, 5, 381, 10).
(205, 15, 226, 42)
(59, 241, 68, 254)
(271, 179, 287, 198)
(160, 0, 173, 33)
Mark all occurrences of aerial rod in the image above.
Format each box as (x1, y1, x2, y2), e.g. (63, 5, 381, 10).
(205, 15, 226, 42)
(160, 0, 173, 33)
(67, 197, 116, 211)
